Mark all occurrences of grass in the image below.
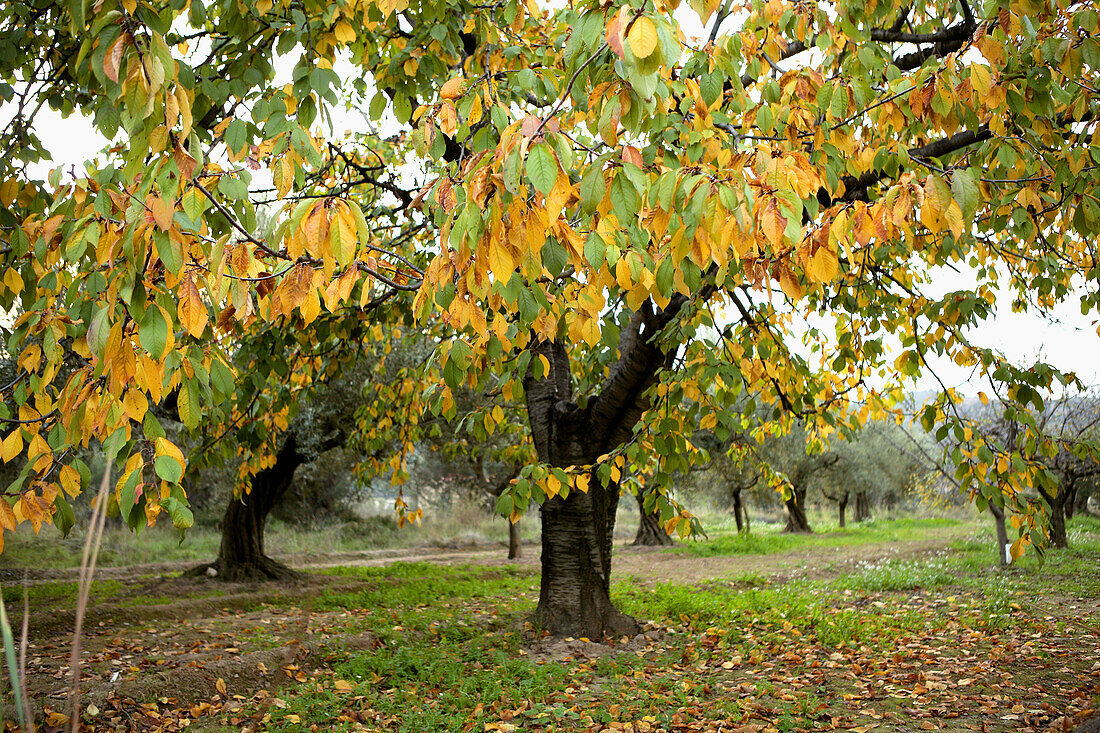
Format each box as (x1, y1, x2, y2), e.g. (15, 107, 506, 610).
(0, 501, 533, 570)
(678, 516, 966, 558)
(11, 513, 1100, 732)
(243, 515, 1099, 731)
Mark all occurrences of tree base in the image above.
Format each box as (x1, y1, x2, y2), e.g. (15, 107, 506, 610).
(783, 525, 813, 534)
(184, 555, 306, 583)
(531, 602, 640, 639)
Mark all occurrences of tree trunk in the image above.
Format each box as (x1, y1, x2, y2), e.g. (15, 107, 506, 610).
(632, 491, 673, 546)
(838, 491, 849, 528)
(854, 490, 872, 522)
(191, 434, 306, 582)
(784, 487, 812, 533)
(1064, 484, 1077, 520)
(524, 335, 671, 639)
(508, 519, 522, 559)
(1074, 483, 1093, 516)
(731, 488, 744, 533)
(990, 500, 1010, 566)
(534, 482, 638, 637)
(741, 500, 750, 534)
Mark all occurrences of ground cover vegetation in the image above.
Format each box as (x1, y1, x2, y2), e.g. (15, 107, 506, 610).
(3, 0, 1100, 643)
(2, 516, 1098, 731)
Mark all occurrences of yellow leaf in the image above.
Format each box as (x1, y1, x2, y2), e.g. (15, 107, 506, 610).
(778, 265, 803, 299)
(300, 286, 321, 324)
(487, 242, 515, 282)
(333, 20, 356, 43)
(155, 437, 186, 466)
(760, 197, 786, 246)
(438, 102, 458, 138)
(1, 429, 22, 463)
(123, 388, 148, 423)
(330, 206, 358, 266)
(627, 17, 658, 59)
(60, 465, 82, 498)
(808, 247, 838, 282)
(0, 499, 16, 531)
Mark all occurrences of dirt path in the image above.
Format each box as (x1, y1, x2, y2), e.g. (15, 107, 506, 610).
(1, 523, 970, 586)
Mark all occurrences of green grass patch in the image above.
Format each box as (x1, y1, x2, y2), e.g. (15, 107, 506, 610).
(1, 579, 123, 607)
(679, 517, 964, 558)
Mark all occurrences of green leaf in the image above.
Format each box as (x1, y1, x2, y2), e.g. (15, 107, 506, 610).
(951, 168, 980, 220)
(160, 496, 195, 531)
(224, 118, 248, 156)
(88, 305, 110, 359)
(54, 492, 75, 537)
(609, 173, 640, 224)
(579, 166, 605, 214)
(526, 143, 559, 196)
(138, 304, 169, 359)
(117, 467, 141, 525)
(584, 232, 606, 268)
(495, 492, 514, 517)
(154, 454, 184, 483)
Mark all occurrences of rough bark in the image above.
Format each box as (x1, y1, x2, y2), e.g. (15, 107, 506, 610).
(508, 519, 522, 559)
(189, 434, 307, 582)
(632, 492, 673, 546)
(784, 487, 812, 533)
(523, 293, 705, 637)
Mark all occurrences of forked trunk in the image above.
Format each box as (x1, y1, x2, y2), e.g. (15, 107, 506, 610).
(191, 434, 306, 582)
(534, 483, 638, 637)
(784, 487, 812, 533)
(838, 491, 849, 528)
(632, 492, 673, 546)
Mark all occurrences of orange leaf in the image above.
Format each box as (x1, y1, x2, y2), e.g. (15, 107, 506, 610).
(178, 274, 208, 337)
(606, 11, 626, 59)
(104, 34, 127, 83)
(439, 76, 465, 100)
